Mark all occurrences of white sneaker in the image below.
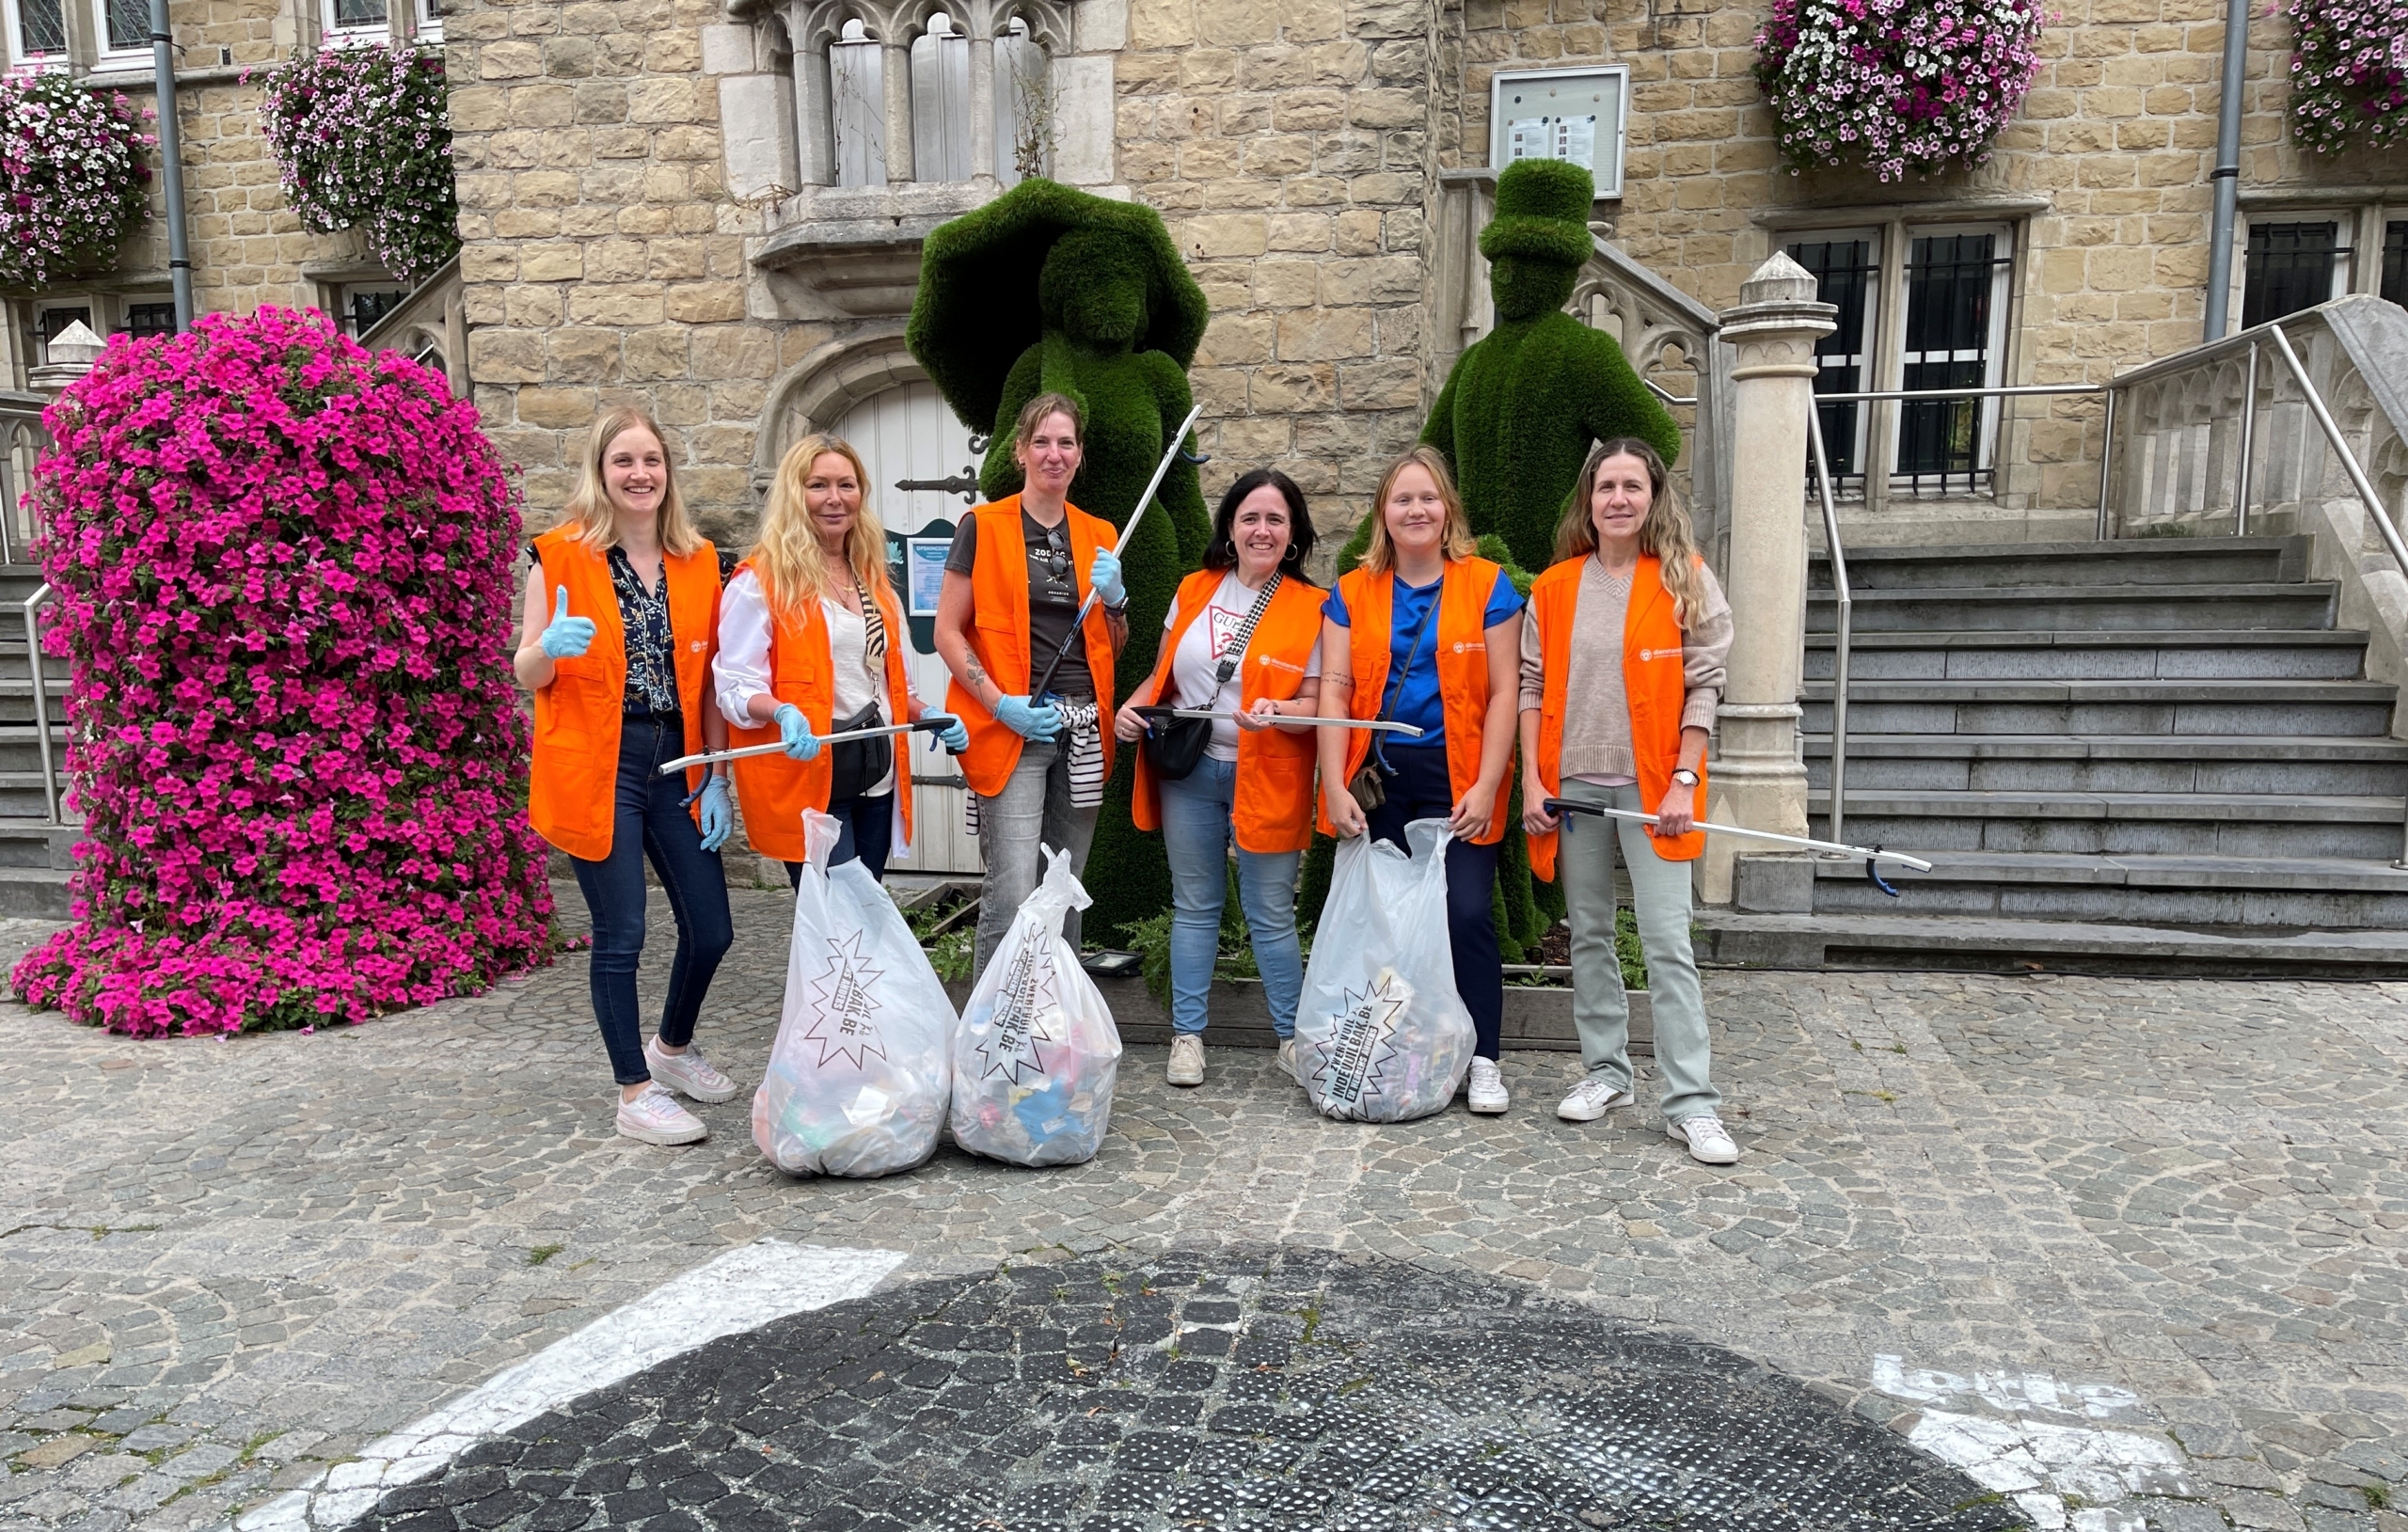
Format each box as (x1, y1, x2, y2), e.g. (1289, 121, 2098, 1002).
(1557, 1076, 1636, 1122)
(645, 1038, 739, 1103)
(1276, 1038, 1298, 1082)
(1466, 1057, 1509, 1114)
(1166, 1034, 1205, 1086)
(615, 1083, 707, 1145)
(1668, 1113, 1739, 1164)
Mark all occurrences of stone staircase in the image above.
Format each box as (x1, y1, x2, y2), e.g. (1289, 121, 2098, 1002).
(1699, 535, 2408, 976)
(0, 561, 76, 919)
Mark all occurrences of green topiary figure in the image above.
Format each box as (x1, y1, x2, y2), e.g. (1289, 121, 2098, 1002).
(907, 179, 1212, 941)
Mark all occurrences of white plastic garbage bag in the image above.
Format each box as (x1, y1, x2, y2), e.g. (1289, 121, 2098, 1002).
(1294, 817, 1476, 1122)
(752, 810, 957, 1177)
(949, 845, 1121, 1166)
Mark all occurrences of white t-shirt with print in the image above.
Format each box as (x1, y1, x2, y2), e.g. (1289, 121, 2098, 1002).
(1162, 573, 1320, 762)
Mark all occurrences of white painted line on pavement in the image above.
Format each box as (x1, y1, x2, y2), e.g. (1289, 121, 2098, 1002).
(228, 1240, 908, 1532)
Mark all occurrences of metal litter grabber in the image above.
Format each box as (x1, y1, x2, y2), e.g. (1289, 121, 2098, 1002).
(1542, 797, 1933, 897)
(657, 719, 955, 778)
(1028, 402, 1207, 705)
(1132, 706, 1426, 737)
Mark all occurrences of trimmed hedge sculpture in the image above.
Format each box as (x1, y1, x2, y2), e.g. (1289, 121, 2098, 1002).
(907, 179, 1212, 940)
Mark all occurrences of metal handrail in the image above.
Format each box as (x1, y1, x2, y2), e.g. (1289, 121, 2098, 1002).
(1805, 405, 1852, 851)
(1797, 381, 2118, 538)
(1643, 378, 1698, 408)
(2263, 323, 2408, 585)
(23, 581, 55, 823)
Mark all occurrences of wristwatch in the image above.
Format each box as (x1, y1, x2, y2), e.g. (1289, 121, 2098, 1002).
(1671, 768, 1700, 787)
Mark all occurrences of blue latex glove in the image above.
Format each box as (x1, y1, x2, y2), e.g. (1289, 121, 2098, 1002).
(1088, 548, 1125, 607)
(922, 710, 971, 753)
(994, 693, 1062, 742)
(772, 703, 821, 761)
(696, 776, 733, 852)
(539, 585, 596, 659)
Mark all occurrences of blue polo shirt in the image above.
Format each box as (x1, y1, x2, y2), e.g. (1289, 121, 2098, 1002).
(1322, 568, 1523, 745)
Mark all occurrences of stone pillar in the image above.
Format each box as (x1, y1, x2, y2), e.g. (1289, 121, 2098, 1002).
(1703, 253, 1835, 906)
(27, 320, 104, 395)
(881, 38, 915, 183)
(967, 25, 996, 181)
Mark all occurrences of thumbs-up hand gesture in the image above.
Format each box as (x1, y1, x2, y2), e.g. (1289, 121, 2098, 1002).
(539, 586, 596, 659)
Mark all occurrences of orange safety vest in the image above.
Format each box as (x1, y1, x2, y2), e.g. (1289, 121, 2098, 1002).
(1526, 553, 1708, 880)
(946, 495, 1120, 798)
(1132, 569, 1325, 854)
(1317, 556, 1510, 846)
(529, 525, 722, 861)
(723, 560, 918, 863)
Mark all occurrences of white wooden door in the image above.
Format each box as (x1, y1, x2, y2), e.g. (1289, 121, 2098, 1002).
(834, 381, 984, 874)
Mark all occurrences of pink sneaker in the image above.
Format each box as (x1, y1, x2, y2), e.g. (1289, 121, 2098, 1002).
(645, 1038, 738, 1103)
(615, 1083, 706, 1145)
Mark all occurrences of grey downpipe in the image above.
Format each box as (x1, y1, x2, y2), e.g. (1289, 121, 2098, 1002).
(2202, 0, 2248, 340)
(1806, 403, 1851, 851)
(150, 0, 194, 330)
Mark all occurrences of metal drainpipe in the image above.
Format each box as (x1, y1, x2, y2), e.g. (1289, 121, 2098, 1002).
(150, 0, 195, 331)
(2202, 0, 2249, 340)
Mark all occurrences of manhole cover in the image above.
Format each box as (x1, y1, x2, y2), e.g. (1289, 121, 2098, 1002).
(343, 1245, 2025, 1531)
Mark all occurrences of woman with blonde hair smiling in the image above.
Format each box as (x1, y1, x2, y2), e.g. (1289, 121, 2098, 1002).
(515, 406, 737, 1148)
(715, 434, 967, 884)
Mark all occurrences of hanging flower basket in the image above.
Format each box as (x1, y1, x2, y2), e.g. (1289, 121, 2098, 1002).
(257, 40, 458, 286)
(1754, 0, 2052, 182)
(0, 72, 153, 288)
(9, 308, 554, 1037)
(2283, 0, 2408, 151)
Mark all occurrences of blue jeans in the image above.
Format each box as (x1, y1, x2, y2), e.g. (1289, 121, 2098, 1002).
(567, 716, 736, 1086)
(1363, 742, 1503, 1060)
(783, 792, 895, 890)
(1158, 756, 1304, 1038)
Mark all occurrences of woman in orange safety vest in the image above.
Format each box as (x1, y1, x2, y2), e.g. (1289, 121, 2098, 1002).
(1519, 437, 1738, 1165)
(515, 407, 737, 1149)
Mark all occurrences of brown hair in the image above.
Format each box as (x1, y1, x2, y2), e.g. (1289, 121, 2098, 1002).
(559, 406, 704, 558)
(751, 434, 891, 621)
(1360, 446, 1477, 575)
(1554, 437, 1706, 626)
(1012, 391, 1085, 450)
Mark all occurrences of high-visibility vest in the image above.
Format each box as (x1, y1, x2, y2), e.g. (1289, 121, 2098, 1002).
(1526, 553, 1708, 880)
(529, 525, 721, 861)
(723, 560, 918, 863)
(1318, 556, 1510, 847)
(1132, 568, 1325, 854)
(946, 495, 1120, 798)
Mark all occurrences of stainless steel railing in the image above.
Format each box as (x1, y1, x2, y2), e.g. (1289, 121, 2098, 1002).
(24, 581, 55, 823)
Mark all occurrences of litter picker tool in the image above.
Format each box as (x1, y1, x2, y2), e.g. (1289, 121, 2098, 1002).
(1028, 403, 1206, 705)
(658, 719, 953, 778)
(1542, 797, 1933, 897)
(1133, 706, 1425, 737)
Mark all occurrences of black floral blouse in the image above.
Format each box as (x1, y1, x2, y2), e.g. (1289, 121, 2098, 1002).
(606, 547, 681, 716)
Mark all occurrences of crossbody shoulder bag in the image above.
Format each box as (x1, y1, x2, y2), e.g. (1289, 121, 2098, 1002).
(1347, 576, 1441, 813)
(1146, 573, 1283, 782)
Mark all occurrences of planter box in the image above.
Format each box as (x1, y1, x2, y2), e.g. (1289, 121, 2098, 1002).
(942, 973, 1651, 1055)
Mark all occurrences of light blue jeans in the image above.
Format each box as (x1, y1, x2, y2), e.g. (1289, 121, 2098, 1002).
(1157, 756, 1304, 1038)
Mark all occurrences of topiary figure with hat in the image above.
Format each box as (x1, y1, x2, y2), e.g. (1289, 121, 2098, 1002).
(907, 178, 1212, 940)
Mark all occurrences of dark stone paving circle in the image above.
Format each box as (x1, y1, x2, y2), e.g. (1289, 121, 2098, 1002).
(342, 1246, 2025, 1532)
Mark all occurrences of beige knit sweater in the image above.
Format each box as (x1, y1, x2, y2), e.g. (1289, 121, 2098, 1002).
(1516, 557, 1733, 780)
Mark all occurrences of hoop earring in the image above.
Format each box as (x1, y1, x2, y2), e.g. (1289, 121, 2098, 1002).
(1219, 538, 1238, 563)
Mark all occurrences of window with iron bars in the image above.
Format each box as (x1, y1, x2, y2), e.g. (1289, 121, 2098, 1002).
(2381, 221, 2408, 310)
(2242, 219, 2352, 327)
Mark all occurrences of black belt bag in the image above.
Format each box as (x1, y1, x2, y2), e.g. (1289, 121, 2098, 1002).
(827, 701, 891, 802)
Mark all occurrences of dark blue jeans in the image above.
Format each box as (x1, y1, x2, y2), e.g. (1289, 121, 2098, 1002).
(783, 792, 895, 890)
(568, 716, 735, 1086)
(1363, 741, 1503, 1061)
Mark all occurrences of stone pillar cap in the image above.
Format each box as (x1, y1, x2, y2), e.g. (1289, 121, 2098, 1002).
(1719, 251, 1837, 339)
(44, 321, 104, 368)
(1739, 251, 1821, 307)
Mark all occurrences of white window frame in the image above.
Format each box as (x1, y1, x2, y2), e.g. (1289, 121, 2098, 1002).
(320, 0, 390, 46)
(1894, 221, 2015, 483)
(91, 0, 148, 63)
(413, 0, 439, 39)
(1487, 65, 1630, 200)
(3, 0, 71, 66)
(1786, 226, 1883, 482)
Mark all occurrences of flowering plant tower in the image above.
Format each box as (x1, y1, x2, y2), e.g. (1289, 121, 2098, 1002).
(2283, 0, 2408, 150)
(1754, 0, 2051, 180)
(10, 309, 554, 1036)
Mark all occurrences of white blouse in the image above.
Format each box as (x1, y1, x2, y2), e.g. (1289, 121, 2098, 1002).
(713, 568, 916, 799)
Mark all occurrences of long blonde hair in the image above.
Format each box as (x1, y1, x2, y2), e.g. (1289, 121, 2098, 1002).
(560, 406, 705, 557)
(1360, 445, 1478, 575)
(1554, 437, 1705, 626)
(752, 434, 892, 620)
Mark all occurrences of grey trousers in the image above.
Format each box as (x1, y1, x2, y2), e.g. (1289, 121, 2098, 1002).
(1557, 777, 1721, 1124)
(971, 739, 1100, 984)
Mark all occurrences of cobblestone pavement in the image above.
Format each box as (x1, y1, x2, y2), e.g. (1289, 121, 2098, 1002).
(0, 888, 2402, 1532)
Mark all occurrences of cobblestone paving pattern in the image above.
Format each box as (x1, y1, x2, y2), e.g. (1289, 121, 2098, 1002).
(341, 1246, 2025, 1532)
(0, 892, 2402, 1532)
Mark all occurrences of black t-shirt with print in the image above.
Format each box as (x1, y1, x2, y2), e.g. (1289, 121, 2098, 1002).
(943, 511, 1095, 701)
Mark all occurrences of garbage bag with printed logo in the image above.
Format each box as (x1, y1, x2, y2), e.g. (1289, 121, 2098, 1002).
(1293, 817, 1476, 1122)
(752, 811, 957, 1177)
(949, 845, 1121, 1166)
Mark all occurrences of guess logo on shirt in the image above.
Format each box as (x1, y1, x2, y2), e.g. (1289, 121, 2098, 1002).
(1206, 603, 1245, 661)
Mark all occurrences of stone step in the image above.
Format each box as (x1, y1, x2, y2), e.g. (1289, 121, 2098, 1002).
(0, 819, 77, 870)
(1695, 908, 2408, 978)
(0, 862, 71, 918)
(1792, 850, 2408, 928)
(1808, 582, 2337, 633)
(1804, 628, 2368, 683)
(1803, 734, 2408, 796)
(1806, 788, 2406, 860)
(1801, 680, 2396, 738)
(1809, 535, 2310, 590)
